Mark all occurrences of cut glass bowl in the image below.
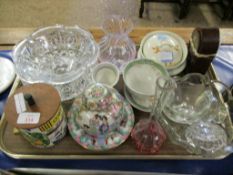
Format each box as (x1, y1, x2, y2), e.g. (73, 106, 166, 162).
(13, 25, 99, 101)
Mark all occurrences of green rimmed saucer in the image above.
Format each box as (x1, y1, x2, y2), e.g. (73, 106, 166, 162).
(124, 86, 151, 113)
(67, 96, 135, 151)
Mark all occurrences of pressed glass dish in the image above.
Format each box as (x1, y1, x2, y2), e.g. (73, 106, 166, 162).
(12, 25, 99, 101)
(185, 121, 227, 155)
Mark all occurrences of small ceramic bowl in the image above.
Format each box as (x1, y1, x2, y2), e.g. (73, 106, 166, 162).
(123, 59, 169, 109)
(92, 63, 120, 87)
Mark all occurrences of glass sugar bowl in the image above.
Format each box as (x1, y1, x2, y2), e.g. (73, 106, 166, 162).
(98, 15, 136, 71)
(12, 25, 99, 101)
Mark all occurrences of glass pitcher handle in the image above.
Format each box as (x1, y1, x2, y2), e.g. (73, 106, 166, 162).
(209, 80, 233, 105)
(207, 80, 233, 124)
(209, 80, 233, 145)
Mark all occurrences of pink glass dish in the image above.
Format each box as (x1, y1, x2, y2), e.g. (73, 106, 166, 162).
(131, 119, 166, 154)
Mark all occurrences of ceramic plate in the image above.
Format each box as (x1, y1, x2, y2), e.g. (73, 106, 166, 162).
(67, 97, 135, 151)
(167, 60, 187, 76)
(0, 57, 15, 94)
(137, 47, 187, 76)
(124, 86, 151, 113)
(140, 31, 187, 74)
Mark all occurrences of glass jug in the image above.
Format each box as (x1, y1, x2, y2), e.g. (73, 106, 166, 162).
(98, 15, 136, 71)
(163, 73, 218, 124)
(155, 73, 233, 157)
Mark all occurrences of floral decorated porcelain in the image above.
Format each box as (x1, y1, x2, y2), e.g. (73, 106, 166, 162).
(67, 83, 135, 150)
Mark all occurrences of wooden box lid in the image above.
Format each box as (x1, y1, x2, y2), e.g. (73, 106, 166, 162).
(4, 83, 61, 129)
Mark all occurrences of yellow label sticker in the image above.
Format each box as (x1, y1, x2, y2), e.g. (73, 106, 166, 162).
(39, 107, 63, 132)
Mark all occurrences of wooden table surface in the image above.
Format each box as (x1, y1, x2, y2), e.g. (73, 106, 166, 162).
(0, 27, 233, 50)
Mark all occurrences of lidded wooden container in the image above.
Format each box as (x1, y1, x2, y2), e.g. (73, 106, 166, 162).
(4, 83, 67, 148)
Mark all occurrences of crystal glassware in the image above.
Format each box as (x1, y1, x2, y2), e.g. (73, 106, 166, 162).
(163, 73, 213, 124)
(131, 76, 175, 154)
(98, 15, 136, 71)
(185, 121, 227, 155)
(13, 25, 99, 101)
(131, 119, 166, 154)
(153, 75, 232, 157)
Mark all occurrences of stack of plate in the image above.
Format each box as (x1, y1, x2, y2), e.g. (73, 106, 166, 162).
(138, 31, 188, 76)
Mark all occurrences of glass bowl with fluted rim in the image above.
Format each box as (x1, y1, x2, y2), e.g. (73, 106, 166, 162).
(12, 25, 99, 101)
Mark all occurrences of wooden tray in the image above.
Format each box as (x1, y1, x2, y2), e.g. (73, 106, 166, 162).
(1, 70, 233, 160)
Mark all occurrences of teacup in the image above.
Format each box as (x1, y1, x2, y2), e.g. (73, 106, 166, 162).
(123, 59, 169, 109)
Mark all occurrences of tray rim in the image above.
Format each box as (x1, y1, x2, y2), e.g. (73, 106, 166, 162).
(0, 72, 232, 160)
